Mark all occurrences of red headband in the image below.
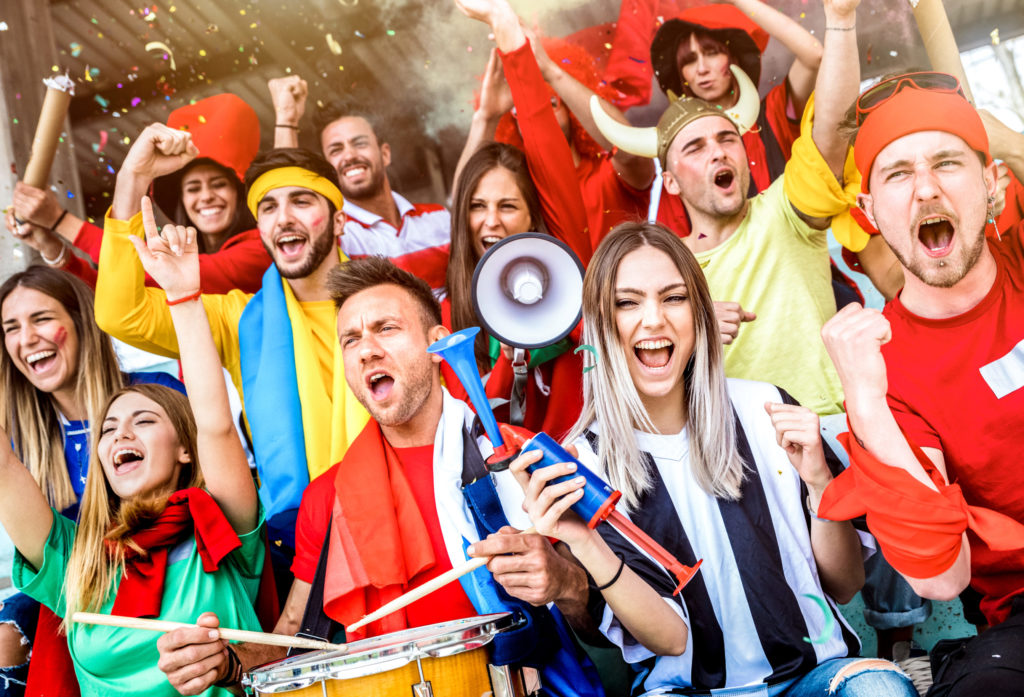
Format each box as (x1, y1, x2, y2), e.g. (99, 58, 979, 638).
(854, 88, 991, 193)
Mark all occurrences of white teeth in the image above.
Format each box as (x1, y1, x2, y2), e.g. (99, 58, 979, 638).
(26, 350, 56, 365)
(345, 167, 367, 178)
(369, 372, 387, 384)
(199, 208, 223, 217)
(113, 448, 143, 466)
(482, 236, 502, 245)
(278, 235, 304, 244)
(635, 339, 673, 350)
(920, 217, 946, 226)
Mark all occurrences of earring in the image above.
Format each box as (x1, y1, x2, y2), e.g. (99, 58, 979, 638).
(987, 197, 1001, 241)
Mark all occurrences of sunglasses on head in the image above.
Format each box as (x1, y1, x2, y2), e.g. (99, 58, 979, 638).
(855, 72, 965, 126)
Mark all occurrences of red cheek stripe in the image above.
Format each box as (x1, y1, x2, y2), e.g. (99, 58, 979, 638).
(54, 327, 67, 347)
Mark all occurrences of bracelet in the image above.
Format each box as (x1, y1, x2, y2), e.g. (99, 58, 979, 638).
(50, 209, 69, 232)
(275, 123, 299, 130)
(825, 25, 856, 31)
(213, 645, 242, 688)
(805, 494, 832, 521)
(40, 240, 69, 267)
(595, 557, 626, 592)
(166, 289, 202, 306)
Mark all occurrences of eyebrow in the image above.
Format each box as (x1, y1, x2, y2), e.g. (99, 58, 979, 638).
(103, 409, 161, 423)
(679, 130, 737, 151)
(880, 149, 968, 175)
(616, 282, 687, 295)
(340, 315, 404, 339)
(2, 310, 56, 325)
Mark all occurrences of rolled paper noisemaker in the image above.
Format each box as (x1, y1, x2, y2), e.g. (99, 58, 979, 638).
(22, 73, 75, 189)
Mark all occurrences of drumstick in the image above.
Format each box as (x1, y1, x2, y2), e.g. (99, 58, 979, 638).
(346, 527, 537, 634)
(71, 612, 347, 652)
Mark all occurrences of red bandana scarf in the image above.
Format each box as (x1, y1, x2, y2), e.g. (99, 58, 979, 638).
(108, 487, 241, 618)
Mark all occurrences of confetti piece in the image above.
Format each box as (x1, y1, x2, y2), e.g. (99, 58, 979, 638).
(143, 9, 157, 22)
(802, 594, 835, 645)
(574, 345, 598, 374)
(354, 30, 365, 38)
(94, 94, 109, 108)
(0, 22, 8, 31)
(199, 49, 206, 57)
(991, 29, 1000, 45)
(604, 42, 612, 49)
(70, 42, 82, 57)
(326, 33, 342, 55)
(386, 29, 395, 36)
(145, 41, 176, 70)
(198, 115, 206, 123)
(92, 130, 108, 153)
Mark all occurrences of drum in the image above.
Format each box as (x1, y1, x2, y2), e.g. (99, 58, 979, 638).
(243, 613, 520, 696)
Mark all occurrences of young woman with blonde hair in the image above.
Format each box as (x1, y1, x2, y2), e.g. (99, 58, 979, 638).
(509, 222, 917, 696)
(1, 198, 264, 696)
(0, 267, 182, 695)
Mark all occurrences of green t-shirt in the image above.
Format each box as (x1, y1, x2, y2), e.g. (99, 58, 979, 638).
(695, 177, 844, 415)
(14, 507, 266, 696)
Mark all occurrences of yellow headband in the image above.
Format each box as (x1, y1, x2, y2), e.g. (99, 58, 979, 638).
(246, 166, 345, 218)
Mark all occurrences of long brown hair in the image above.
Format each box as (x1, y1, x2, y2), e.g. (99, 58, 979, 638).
(446, 142, 545, 369)
(64, 383, 203, 625)
(566, 222, 745, 507)
(0, 267, 125, 511)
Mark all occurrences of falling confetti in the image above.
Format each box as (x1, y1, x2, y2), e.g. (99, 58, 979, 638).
(802, 594, 835, 645)
(574, 345, 598, 374)
(70, 42, 82, 57)
(94, 94, 109, 108)
(0, 22, 8, 31)
(92, 130, 108, 153)
(326, 33, 342, 55)
(145, 41, 176, 70)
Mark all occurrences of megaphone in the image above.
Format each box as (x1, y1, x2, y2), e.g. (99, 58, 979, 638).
(471, 233, 583, 349)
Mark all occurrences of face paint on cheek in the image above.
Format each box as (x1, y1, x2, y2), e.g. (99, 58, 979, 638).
(54, 327, 68, 348)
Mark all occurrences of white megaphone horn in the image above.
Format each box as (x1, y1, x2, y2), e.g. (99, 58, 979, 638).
(471, 233, 584, 349)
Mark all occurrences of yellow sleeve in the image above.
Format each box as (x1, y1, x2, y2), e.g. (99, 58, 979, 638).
(783, 94, 871, 253)
(94, 210, 249, 383)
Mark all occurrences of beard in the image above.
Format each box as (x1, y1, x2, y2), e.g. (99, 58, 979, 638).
(336, 160, 387, 200)
(264, 225, 337, 280)
(891, 224, 987, 289)
(360, 362, 434, 429)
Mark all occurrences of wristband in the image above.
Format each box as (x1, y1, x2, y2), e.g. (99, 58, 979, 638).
(213, 645, 242, 688)
(825, 26, 856, 31)
(166, 289, 202, 306)
(40, 240, 69, 267)
(595, 557, 626, 592)
(275, 123, 299, 130)
(50, 209, 69, 232)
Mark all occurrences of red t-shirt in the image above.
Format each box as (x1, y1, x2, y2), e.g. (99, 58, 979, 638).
(882, 222, 1024, 624)
(292, 445, 478, 631)
(576, 153, 649, 250)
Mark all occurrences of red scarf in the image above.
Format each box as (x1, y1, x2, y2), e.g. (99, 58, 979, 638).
(109, 488, 241, 618)
(323, 421, 435, 637)
(819, 429, 1024, 578)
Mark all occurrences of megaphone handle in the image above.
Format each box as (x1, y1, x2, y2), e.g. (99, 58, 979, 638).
(510, 348, 528, 427)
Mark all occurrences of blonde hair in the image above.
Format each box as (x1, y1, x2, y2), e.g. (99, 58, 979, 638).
(0, 268, 125, 512)
(63, 384, 203, 627)
(566, 222, 745, 508)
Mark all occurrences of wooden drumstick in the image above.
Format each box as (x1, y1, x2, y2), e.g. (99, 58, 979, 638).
(346, 527, 537, 634)
(71, 612, 347, 652)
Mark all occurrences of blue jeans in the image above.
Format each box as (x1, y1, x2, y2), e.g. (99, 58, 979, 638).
(0, 592, 38, 697)
(777, 657, 917, 697)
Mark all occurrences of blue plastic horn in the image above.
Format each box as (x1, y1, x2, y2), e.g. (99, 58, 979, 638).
(428, 327, 518, 468)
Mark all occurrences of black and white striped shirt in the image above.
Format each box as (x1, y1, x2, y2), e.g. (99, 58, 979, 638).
(574, 379, 862, 695)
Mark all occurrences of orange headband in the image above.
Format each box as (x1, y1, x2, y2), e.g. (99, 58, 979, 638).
(854, 88, 991, 194)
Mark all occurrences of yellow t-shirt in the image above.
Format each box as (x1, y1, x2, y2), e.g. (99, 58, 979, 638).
(695, 178, 844, 415)
(300, 300, 339, 398)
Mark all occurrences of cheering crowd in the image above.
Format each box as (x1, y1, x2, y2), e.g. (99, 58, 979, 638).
(2, 0, 1024, 695)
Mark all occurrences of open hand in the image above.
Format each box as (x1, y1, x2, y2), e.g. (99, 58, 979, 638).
(129, 196, 200, 301)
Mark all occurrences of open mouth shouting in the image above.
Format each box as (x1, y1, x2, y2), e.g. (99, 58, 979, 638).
(366, 370, 395, 401)
(916, 214, 956, 258)
(274, 231, 309, 262)
(112, 447, 145, 475)
(712, 167, 736, 193)
(480, 234, 505, 251)
(24, 349, 58, 375)
(634, 338, 675, 373)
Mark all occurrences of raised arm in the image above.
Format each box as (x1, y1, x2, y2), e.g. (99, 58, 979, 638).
(523, 26, 655, 191)
(726, 0, 823, 114)
(821, 304, 971, 599)
(811, 0, 860, 180)
(0, 428, 55, 571)
(269, 76, 308, 149)
(453, 48, 512, 188)
(129, 197, 257, 534)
